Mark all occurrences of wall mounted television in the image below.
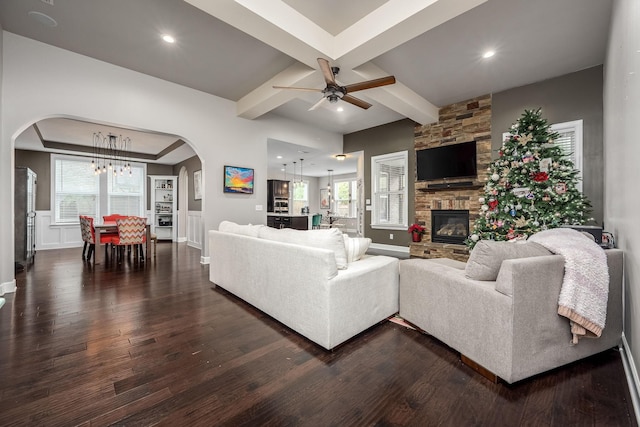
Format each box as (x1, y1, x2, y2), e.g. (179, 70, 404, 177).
(416, 141, 477, 181)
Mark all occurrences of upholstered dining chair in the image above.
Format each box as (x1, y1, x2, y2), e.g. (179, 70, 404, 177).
(102, 214, 125, 249)
(113, 216, 147, 261)
(312, 214, 322, 229)
(80, 215, 115, 262)
(79, 215, 96, 261)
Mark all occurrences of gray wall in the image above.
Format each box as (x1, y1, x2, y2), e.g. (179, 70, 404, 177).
(172, 155, 202, 211)
(492, 65, 604, 225)
(344, 119, 416, 247)
(15, 149, 50, 211)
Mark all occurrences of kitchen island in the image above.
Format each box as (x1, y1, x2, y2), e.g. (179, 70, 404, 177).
(266, 214, 310, 230)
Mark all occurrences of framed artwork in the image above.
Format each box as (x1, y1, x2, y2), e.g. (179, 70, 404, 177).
(193, 170, 202, 200)
(320, 188, 330, 209)
(223, 165, 254, 194)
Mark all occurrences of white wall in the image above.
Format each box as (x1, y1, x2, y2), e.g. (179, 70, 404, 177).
(604, 0, 640, 392)
(0, 32, 342, 291)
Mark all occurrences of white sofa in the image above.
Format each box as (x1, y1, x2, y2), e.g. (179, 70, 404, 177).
(209, 222, 399, 350)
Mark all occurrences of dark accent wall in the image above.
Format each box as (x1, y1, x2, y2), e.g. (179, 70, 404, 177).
(173, 155, 202, 211)
(15, 149, 51, 211)
(343, 119, 416, 246)
(492, 65, 604, 225)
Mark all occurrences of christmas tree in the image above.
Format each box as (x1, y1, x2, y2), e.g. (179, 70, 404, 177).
(467, 108, 591, 249)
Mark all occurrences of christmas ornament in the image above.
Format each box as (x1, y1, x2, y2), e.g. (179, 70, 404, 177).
(555, 182, 567, 194)
(491, 173, 500, 181)
(532, 172, 549, 182)
(514, 216, 528, 228)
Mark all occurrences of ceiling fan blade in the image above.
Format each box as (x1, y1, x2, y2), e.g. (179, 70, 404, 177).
(342, 95, 372, 110)
(308, 97, 326, 111)
(343, 76, 396, 93)
(317, 58, 336, 86)
(273, 85, 323, 92)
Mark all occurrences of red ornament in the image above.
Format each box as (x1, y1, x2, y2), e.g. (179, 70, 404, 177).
(488, 200, 498, 210)
(532, 172, 549, 182)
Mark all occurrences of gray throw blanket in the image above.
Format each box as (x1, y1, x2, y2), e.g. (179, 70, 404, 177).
(528, 228, 609, 344)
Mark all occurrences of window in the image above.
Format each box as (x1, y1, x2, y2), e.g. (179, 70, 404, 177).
(107, 164, 146, 216)
(52, 154, 146, 224)
(371, 151, 408, 229)
(501, 119, 583, 191)
(333, 179, 358, 217)
(53, 156, 99, 223)
(292, 180, 309, 215)
(550, 120, 583, 191)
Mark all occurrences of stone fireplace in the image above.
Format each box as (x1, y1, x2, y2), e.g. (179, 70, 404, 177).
(410, 95, 492, 262)
(431, 210, 469, 245)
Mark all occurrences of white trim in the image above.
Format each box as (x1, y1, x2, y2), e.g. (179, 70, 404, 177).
(621, 334, 640, 423)
(551, 119, 583, 192)
(0, 279, 17, 295)
(370, 150, 408, 229)
(200, 256, 210, 265)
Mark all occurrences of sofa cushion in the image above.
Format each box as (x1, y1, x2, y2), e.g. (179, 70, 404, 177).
(343, 234, 371, 263)
(218, 220, 264, 237)
(465, 240, 552, 281)
(258, 227, 348, 269)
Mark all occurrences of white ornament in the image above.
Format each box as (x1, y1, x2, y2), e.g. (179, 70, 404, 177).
(471, 234, 479, 242)
(479, 197, 485, 203)
(481, 204, 489, 211)
(491, 173, 500, 181)
(533, 221, 540, 227)
(516, 204, 522, 210)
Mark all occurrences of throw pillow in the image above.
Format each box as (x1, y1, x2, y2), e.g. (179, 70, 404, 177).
(343, 234, 371, 263)
(258, 227, 348, 269)
(218, 220, 264, 237)
(465, 240, 552, 281)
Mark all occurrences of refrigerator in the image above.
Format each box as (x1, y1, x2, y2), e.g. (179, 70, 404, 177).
(15, 167, 37, 268)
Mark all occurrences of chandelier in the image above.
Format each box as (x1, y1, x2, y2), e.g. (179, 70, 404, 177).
(91, 132, 132, 176)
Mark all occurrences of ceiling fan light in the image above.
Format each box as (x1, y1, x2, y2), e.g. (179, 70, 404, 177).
(335, 154, 346, 161)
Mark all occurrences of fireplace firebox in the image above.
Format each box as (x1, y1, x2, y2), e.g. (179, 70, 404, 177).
(431, 210, 470, 245)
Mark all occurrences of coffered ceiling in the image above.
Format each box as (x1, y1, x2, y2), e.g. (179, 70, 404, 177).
(0, 0, 613, 172)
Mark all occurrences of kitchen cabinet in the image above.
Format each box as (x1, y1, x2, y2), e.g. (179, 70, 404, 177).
(267, 215, 308, 230)
(267, 179, 290, 213)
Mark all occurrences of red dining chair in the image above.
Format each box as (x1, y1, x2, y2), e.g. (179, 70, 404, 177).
(113, 216, 147, 262)
(102, 214, 126, 253)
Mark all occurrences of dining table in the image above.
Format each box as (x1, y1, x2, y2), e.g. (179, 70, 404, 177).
(93, 221, 151, 264)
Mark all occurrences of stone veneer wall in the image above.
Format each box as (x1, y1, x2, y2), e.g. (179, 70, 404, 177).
(411, 95, 492, 261)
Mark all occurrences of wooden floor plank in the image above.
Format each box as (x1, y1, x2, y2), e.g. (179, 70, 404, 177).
(0, 243, 635, 426)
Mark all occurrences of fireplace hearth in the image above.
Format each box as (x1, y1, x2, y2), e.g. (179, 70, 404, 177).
(431, 210, 470, 245)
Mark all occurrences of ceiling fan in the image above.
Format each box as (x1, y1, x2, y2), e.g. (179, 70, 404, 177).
(273, 58, 396, 110)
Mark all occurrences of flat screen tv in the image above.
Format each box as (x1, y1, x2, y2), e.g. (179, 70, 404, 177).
(416, 141, 477, 181)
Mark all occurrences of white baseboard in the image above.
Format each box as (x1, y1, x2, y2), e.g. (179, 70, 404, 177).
(176, 237, 187, 243)
(621, 334, 640, 422)
(200, 256, 210, 265)
(369, 243, 410, 254)
(0, 279, 17, 295)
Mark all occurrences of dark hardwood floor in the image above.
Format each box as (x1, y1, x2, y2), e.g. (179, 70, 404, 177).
(0, 243, 636, 426)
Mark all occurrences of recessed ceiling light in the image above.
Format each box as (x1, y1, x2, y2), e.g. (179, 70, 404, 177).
(28, 11, 57, 27)
(337, 106, 344, 112)
(276, 155, 282, 159)
(335, 154, 346, 161)
(482, 50, 495, 59)
(162, 34, 176, 44)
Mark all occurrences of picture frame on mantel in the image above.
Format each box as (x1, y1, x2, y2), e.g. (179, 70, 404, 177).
(193, 170, 202, 200)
